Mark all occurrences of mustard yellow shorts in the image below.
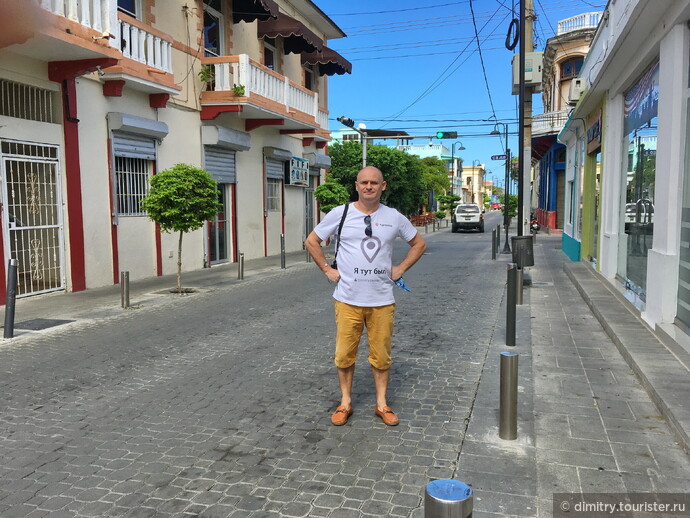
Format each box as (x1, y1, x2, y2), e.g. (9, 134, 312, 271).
(334, 300, 396, 370)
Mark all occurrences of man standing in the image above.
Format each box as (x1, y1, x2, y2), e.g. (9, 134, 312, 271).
(305, 166, 427, 426)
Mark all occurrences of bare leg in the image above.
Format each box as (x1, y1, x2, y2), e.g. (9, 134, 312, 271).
(337, 364, 355, 409)
(371, 366, 389, 411)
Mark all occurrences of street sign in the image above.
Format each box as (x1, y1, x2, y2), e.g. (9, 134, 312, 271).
(491, 154, 508, 160)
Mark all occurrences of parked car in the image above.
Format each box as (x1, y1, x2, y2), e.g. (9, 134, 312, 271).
(452, 203, 484, 233)
(490, 202, 502, 210)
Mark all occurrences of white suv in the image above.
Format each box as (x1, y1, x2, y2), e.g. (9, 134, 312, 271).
(452, 203, 484, 233)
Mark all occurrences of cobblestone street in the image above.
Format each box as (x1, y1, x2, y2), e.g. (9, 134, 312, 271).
(0, 221, 507, 518)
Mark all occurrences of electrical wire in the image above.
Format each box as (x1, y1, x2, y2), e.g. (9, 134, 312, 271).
(469, 0, 497, 120)
(379, 4, 507, 127)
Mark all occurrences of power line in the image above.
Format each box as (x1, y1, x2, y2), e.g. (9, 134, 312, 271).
(469, 0, 497, 120)
(379, 5, 507, 127)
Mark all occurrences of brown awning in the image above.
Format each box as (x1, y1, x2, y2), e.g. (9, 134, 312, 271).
(232, 0, 279, 24)
(258, 13, 323, 54)
(301, 45, 352, 76)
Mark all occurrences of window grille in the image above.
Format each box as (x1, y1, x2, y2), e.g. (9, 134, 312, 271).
(342, 133, 360, 142)
(115, 156, 151, 216)
(266, 178, 281, 211)
(0, 79, 56, 123)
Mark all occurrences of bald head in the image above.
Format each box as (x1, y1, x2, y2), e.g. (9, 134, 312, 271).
(357, 166, 384, 183)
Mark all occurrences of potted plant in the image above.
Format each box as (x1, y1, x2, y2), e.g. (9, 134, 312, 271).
(198, 64, 214, 90)
(232, 84, 246, 96)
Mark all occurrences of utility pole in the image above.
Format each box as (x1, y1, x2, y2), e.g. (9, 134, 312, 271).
(518, 0, 535, 236)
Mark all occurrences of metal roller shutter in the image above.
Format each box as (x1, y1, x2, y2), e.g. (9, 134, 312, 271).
(112, 131, 156, 160)
(204, 147, 236, 183)
(265, 158, 285, 180)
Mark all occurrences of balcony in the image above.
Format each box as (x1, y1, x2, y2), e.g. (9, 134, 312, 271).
(200, 55, 330, 139)
(557, 12, 602, 35)
(99, 12, 179, 95)
(532, 110, 570, 137)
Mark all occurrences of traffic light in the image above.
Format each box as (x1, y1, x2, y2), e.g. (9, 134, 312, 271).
(337, 116, 355, 128)
(435, 131, 458, 139)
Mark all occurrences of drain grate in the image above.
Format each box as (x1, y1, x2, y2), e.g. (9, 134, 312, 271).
(11, 318, 75, 330)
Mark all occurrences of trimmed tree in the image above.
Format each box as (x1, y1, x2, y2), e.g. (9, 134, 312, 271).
(314, 179, 349, 213)
(140, 163, 221, 293)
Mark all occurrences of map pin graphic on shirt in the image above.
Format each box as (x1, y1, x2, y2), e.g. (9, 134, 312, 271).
(361, 236, 382, 263)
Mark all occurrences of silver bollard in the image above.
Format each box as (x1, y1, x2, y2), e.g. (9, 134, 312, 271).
(499, 351, 519, 440)
(120, 271, 130, 308)
(446, 219, 449, 228)
(425, 223, 428, 234)
(531, 227, 537, 242)
(306, 249, 311, 263)
(238, 252, 245, 280)
(3, 259, 18, 339)
(496, 225, 501, 247)
(506, 263, 516, 347)
(425, 479, 473, 518)
(280, 233, 286, 269)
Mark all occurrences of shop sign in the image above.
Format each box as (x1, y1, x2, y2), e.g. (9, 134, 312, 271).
(286, 157, 309, 187)
(587, 108, 602, 154)
(624, 61, 659, 136)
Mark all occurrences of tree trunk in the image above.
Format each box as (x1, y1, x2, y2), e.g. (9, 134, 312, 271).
(177, 231, 183, 293)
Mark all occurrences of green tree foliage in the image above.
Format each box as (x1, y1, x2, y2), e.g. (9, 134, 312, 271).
(327, 141, 428, 216)
(436, 193, 461, 215)
(420, 156, 451, 202)
(314, 180, 349, 213)
(501, 193, 518, 218)
(141, 163, 221, 292)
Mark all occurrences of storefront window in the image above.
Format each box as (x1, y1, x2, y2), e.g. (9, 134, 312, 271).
(618, 61, 659, 302)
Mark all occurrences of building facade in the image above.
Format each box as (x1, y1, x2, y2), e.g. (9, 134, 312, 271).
(560, 0, 690, 334)
(0, 0, 350, 303)
(532, 12, 601, 234)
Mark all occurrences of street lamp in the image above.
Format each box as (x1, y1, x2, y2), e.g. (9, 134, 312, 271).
(337, 116, 368, 167)
(491, 122, 511, 253)
(450, 141, 465, 196)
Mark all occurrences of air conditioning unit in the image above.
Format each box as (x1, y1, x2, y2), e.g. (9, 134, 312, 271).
(568, 78, 585, 104)
(511, 52, 543, 95)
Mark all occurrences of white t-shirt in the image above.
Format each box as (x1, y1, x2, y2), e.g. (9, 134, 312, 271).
(314, 203, 418, 307)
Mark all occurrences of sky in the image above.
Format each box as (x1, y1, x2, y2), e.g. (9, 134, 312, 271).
(317, 0, 607, 186)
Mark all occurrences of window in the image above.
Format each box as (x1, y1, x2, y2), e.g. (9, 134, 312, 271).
(304, 65, 315, 91)
(204, 1, 224, 57)
(264, 38, 277, 70)
(342, 133, 360, 142)
(0, 79, 56, 123)
(561, 57, 583, 80)
(266, 178, 281, 211)
(115, 156, 151, 216)
(117, 0, 139, 17)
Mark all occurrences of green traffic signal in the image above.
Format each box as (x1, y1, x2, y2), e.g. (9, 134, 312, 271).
(436, 131, 458, 139)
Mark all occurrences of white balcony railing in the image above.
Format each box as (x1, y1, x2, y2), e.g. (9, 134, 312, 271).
(207, 55, 324, 126)
(317, 109, 329, 129)
(532, 110, 570, 136)
(39, 0, 116, 35)
(116, 18, 173, 73)
(557, 12, 602, 35)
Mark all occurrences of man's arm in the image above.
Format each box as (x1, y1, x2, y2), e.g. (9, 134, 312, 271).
(390, 233, 426, 281)
(305, 231, 341, 282)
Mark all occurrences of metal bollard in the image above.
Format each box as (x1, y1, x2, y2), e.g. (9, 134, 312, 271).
(491, 228, 497, 260)
(425, 479, 473, 518)
(506, 263, 516, 347)
(120, 271, 130, 309)
(238, 252, 245, 280)
(3, 259, 18, 339)
(499, 351, 519, 440)
(425, 223, 428, 234)
(280, 233, 286, 269)
(497, 225, 501, 248)
(306, 249, 312, 263)
(531, 227, 537, 242)
(516, 247, 525, 305)
(446, 219, 449, 228)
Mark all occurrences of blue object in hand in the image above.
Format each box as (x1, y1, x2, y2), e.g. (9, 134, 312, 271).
(395, 277, 411, 292)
